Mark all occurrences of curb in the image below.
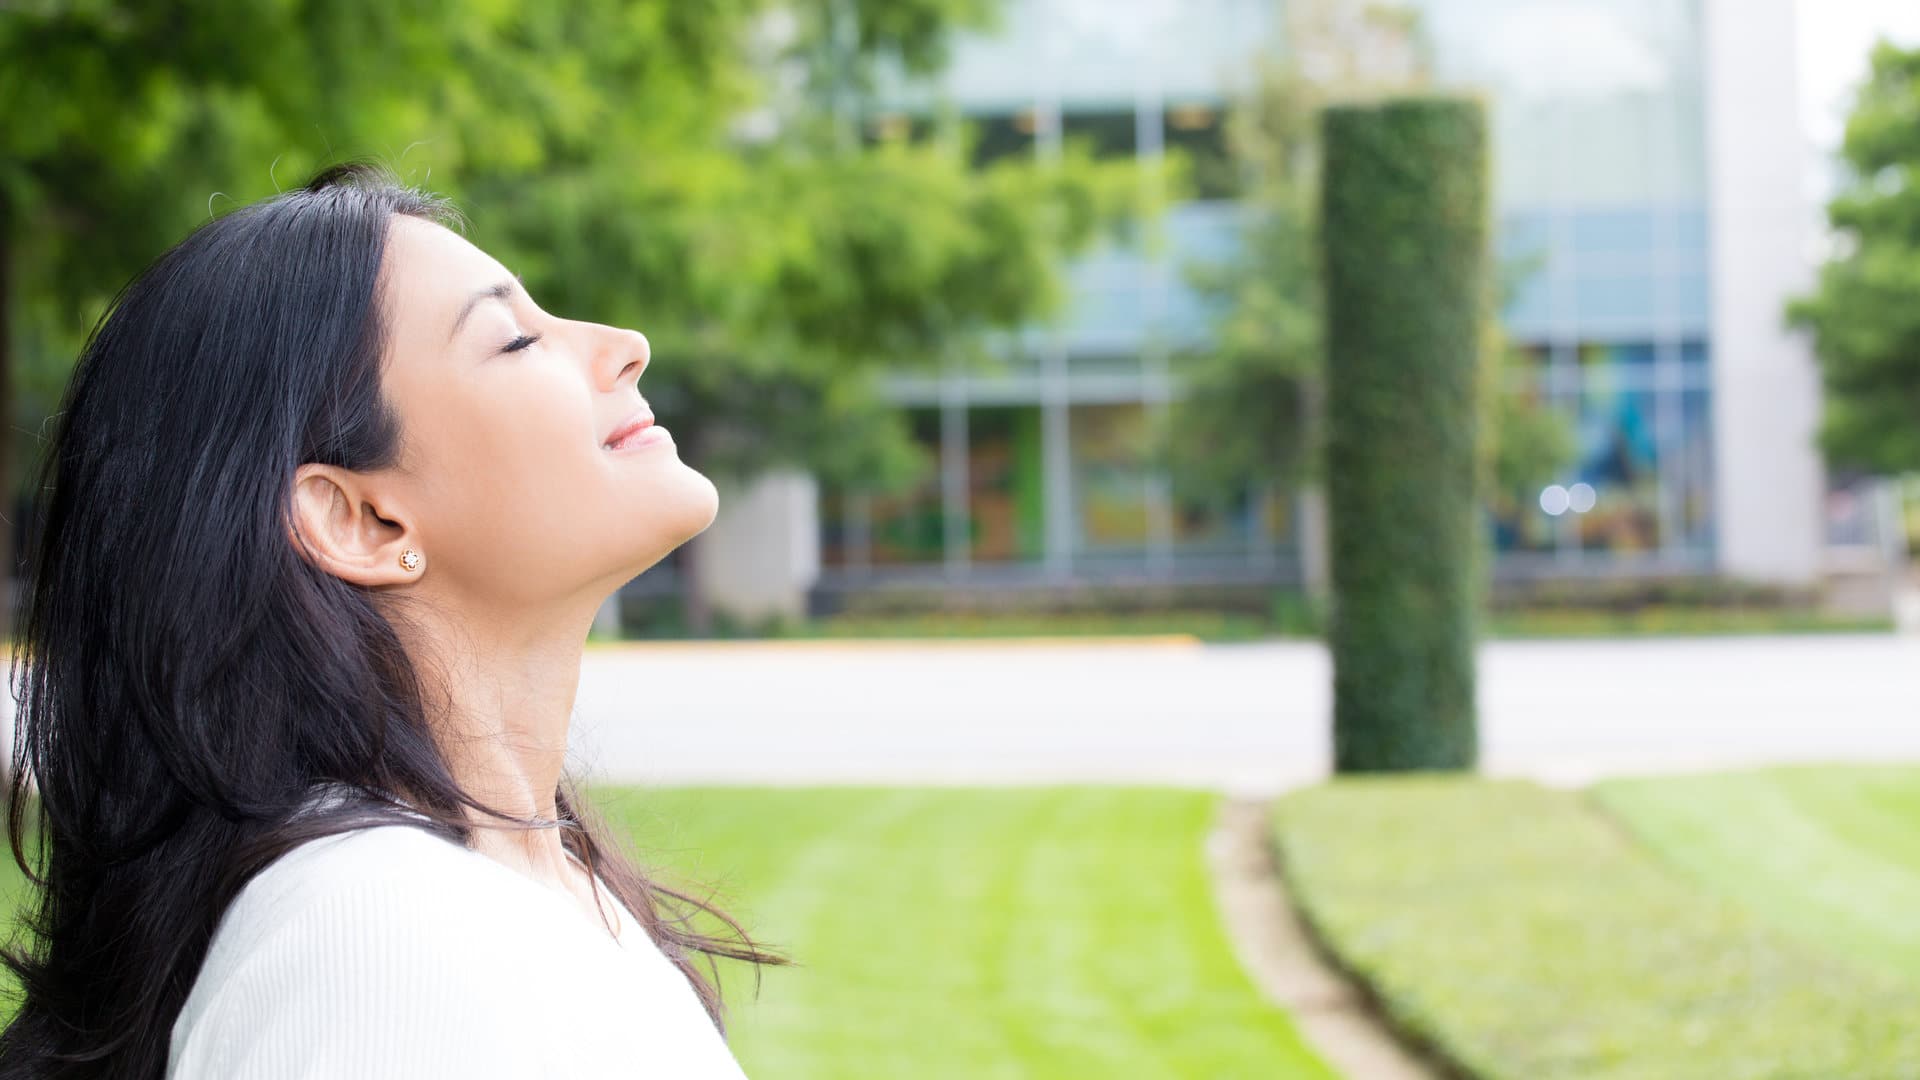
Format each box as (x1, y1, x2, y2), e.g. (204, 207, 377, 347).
(1206, 797, 1442, 1080)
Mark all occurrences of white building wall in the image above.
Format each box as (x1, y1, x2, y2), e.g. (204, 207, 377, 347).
(691, 468, 821, 624)
(1703, 0, 1825, 586)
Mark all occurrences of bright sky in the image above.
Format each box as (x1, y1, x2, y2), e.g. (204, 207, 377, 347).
(1797, 0, 1920, 199)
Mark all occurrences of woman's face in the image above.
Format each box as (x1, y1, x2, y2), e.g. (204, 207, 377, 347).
(363, 214, 717, 610)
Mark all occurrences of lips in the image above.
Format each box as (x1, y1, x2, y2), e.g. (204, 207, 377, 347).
(602, 410, 655, 450)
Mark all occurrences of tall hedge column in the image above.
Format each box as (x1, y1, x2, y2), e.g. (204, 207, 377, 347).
(1320, 97, 1489, 772)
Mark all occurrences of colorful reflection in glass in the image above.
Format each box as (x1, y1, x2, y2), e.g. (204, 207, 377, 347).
(1575, 384, 1660, 552)
(1490, 340, 1713, 560)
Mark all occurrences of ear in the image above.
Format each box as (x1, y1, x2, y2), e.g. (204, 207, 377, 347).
(287, 463, 423, 588)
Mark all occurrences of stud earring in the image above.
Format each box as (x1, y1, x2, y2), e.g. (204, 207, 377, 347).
(399, 549, 422, 572)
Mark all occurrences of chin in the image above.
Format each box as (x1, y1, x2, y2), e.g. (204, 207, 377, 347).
(674, 466, 722, 540)
(693, 478, 721, 535)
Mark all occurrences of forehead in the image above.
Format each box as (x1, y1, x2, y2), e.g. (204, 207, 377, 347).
(378, 213, 503, 294)
(379, 216, 515, 355)
(382, 217, 512, 312)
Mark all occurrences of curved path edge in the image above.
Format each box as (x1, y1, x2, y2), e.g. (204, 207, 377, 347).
(1205, 796, 1443, 1080)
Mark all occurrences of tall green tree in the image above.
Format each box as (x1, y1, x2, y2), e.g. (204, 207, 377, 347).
(0, 1, 1139, 636)
(1788, 39, 1920, 473)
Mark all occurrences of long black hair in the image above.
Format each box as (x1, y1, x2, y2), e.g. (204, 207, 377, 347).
(0, 160, 787, 1078)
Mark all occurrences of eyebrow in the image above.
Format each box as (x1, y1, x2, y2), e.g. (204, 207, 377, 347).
(448, 273, 525, 342)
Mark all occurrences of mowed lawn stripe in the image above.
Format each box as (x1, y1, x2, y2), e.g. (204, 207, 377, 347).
(1592, 765, 1920, 982)
(599, 786, 1336, 1080)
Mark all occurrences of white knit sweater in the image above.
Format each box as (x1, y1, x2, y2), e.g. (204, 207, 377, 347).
(166, 793, 752, 1078)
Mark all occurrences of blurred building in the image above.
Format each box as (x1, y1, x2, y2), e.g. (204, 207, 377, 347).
(695, 0, 1853, 621)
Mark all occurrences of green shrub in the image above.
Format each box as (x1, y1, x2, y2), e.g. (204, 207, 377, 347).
(1320, 96, 1491, 771)
(1272, 776, 1920, 1078)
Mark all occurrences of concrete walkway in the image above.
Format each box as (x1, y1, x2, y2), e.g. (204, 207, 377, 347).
(569, 633, 1920, 792)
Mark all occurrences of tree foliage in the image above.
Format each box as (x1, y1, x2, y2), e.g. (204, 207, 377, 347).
(1788, 39, 1920, 474)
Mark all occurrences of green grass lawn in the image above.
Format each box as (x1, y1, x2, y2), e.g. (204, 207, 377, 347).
(1593, 765, 1920, 981)
(597, 786, 1334, 1079)
(1271, 773, 1920, 1080)
(0, 786, 1331, 1079)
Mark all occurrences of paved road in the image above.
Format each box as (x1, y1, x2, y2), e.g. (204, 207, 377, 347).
(568, 634, 1920, 793)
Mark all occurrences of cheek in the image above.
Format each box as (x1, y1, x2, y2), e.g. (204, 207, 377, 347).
(409, 370, 714, 585)
(418, 373, 598, 540)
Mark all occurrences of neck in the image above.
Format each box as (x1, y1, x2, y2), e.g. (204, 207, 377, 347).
(388, 585, 603, 881)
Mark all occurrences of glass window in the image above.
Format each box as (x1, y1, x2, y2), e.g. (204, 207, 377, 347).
(1500, 232, 1556, 336)
(1570, 208, 1658, 256)
(1260, 486, 1295, 552)
(866, 407, 946, 565)
(1574, 273, 1661, 330)
(1171, 485, 1258, 555)
(1674, 385, 1714, 550)
(1067, 352, 1144, 377)
(1513, 342, 1553, 372)
(1070, 403, 1151, 554)
(1489, 383, 1575, 555)
(861, 112, 937, 147)
(1673, 206, 1711, 254)
(1576, 342, 1656, 391)
(967, 111, 1037, 169)
(1163, 101, 1238, 200)
(1670, 272, 1713, 337)
(1061, 108, 1136, 160)
(1573, 385, 1661, 553)
(967, 406, 1046, 563)
(1149, 0, 1274, 105)
(1407, 0, 1708, 206)
(1490, 341, 1715, 560)
(818, 485, 855, 568)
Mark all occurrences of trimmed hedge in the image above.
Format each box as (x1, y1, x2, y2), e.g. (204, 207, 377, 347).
(1271, 776, 1920, 1078)
(1319, 96, 1489, 771)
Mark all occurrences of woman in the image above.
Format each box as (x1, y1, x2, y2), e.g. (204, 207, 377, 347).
(0, 161, 787, 1078)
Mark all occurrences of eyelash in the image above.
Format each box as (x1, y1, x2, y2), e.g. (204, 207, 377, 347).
(501, 332, 543, 354)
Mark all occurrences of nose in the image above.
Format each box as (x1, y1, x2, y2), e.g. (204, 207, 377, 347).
(592, 324, 650, 390)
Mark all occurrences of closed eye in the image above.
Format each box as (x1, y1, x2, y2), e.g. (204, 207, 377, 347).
(501, 332, 543, 354)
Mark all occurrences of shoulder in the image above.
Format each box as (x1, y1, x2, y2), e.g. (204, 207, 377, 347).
(169, 825, 571, 1078)
(169, 824, 748, 1079)
(214, 822, 503, 926)
(192, 824, 526, 962)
